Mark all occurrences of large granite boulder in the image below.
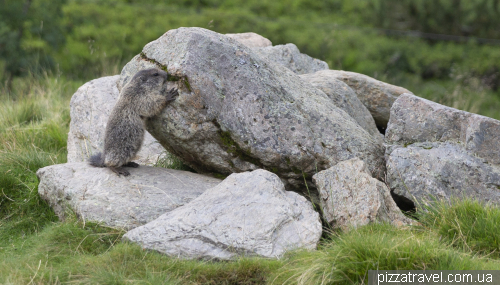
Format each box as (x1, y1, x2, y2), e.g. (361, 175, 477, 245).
(67, 75, 166, 166)
(37, 162, 221, 230)
(313, 158, 411, 230)
(325, 70, 413, 129)
(225, 32, 272, 48)
(118, 27, 385, 190)
(385, 93, 500, 206)
(300, 70, 381, 139)
(123, 169, 322, 260)
(254, 43, 328, 75)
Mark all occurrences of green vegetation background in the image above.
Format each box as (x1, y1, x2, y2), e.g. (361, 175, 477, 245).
(2, 0, 500, 119)
(2, 0, 500, 283)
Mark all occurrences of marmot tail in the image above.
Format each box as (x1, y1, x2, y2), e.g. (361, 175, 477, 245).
(88, 152, 105, 167)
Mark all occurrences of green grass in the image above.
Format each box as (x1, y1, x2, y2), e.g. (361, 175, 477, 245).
(269, 224, 500, 285)
(0, 74, 77, 244)
(0, 218, 283, 284)
(2, 219, 500, 284)
(154, 151, 196, 172)
(418, 198, 500, 258)
(1, 72, 500, 283)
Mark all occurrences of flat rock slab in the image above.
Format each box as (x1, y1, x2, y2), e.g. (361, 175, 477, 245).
(123, 169, 322, 260)
(67, 75, 166, 165)
(119, 27, 385, 189)
(386, 142, 500, 206)
(254, 43, 329, 75)
(37, 163, 221, 230)
(313, 158, 411, 230)
(326, 70, 412, 128)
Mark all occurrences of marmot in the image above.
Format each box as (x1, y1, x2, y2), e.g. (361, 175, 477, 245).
(89, 68, 178, 176)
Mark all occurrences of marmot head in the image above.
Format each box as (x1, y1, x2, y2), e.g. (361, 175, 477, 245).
(123, 68, 169, 97)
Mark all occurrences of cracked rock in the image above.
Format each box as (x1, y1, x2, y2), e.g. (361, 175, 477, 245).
(118, 27, 385, 190)
(122, 169, 322, 260)
(385, 93, 500, 206)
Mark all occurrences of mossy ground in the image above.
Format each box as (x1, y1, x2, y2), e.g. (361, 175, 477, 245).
(1, 72, 500, 284)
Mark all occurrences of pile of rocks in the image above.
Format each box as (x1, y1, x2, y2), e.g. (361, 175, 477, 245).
(37, 28, 500, 260)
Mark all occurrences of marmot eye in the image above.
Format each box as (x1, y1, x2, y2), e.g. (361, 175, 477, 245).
(153, 72, 159, 76)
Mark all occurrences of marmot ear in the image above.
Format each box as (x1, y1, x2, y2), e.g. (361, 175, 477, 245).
(140, 76, 147, 82)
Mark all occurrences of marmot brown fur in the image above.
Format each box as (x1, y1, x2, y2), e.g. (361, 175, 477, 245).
(89, 68, 178, 176)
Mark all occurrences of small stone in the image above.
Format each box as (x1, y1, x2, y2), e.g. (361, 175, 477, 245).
(313, 158, 411, 230)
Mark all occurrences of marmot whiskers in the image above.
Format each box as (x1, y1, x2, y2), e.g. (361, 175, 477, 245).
(89, 68, 178, 176)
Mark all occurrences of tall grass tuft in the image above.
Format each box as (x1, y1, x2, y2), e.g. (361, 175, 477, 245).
(270, 223, 499, 285)
(418, 198, 500, 258)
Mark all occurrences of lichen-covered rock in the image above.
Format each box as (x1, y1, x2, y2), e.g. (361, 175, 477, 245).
(122, 169, 322, 260)
(119, 27, 385, 190)
(386, 142, 500, 206)
(37, 162, 221, 230)
(326, 70, 412, 129)
(313, 158, 411, 230)
(385, 93, 500, 206)
(254, 43, 328, 75)
(67, 75, 166, 165)
(225, 32, 272, 48)
(300, 70, 381, 139)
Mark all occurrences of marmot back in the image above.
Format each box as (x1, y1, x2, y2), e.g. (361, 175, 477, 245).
(89, 68, 178, 176)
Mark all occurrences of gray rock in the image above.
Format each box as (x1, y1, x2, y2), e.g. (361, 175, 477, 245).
(386, 93, 500, 165)
(300, 70, 381, 139)
(313, 158, 411, 230)
(119, 27, 385, 190)
(386, 142, 500, 206)
(68, 75, 166, 165)
(254, 43, 328, 75)
(326, 70, 412, 128)
(37, 162, 221, 230)
(122, 169, 322, 260)
(225, 32, 272, 48)
(385, 94, 500, 206)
